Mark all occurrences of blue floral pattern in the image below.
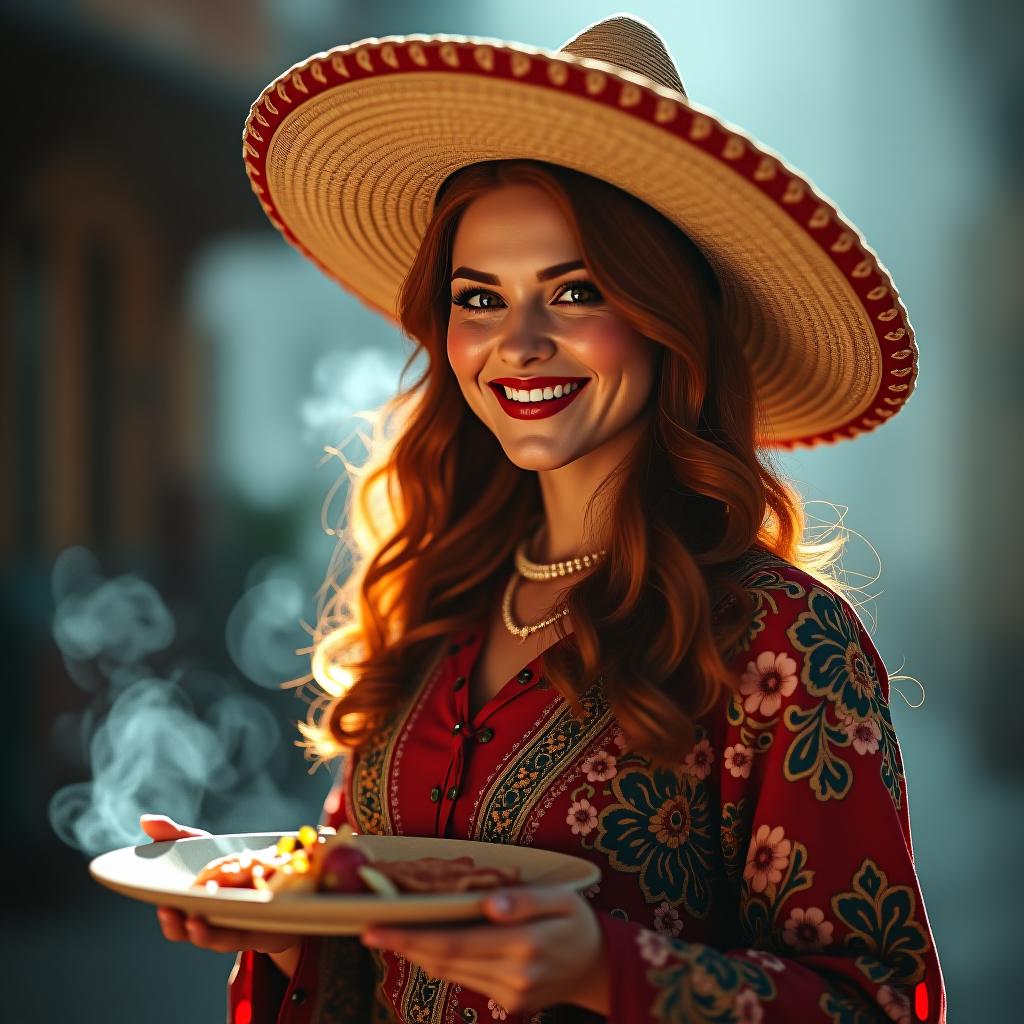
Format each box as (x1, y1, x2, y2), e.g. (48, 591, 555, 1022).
(595, 755, 716, 914)
(785, 588, 904, 807)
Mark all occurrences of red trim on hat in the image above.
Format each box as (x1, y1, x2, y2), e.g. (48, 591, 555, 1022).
(242, 38, 915, 450)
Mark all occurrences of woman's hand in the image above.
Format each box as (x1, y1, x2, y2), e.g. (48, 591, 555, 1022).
(360, 887, 609, 1016)
(140, 813, 302, 978)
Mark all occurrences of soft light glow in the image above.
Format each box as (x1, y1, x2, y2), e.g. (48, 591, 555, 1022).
(310, 637, 356, 699)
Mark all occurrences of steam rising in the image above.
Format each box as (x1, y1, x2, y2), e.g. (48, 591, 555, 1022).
(299, 345, 402, 448)
(48, 547, 316, 856)
(225, 571, 306, 690)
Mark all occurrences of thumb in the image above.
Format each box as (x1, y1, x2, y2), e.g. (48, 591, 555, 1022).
(139, 813, 210, 841)
(482, 886, 577, 923)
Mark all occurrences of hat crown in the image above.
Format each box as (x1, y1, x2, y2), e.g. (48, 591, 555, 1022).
(557, 13, 686, 97)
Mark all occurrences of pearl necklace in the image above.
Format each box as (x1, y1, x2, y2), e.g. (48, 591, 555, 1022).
(502, 533, 608, 643)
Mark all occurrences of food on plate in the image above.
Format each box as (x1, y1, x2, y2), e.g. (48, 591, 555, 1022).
(319, 842, 373, 894)
(190, 826, 522, 897)
(192, 825, 324, 895)
(366, 856, 521, 894)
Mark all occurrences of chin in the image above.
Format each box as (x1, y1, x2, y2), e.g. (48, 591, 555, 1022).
(499, 442, 582, 472)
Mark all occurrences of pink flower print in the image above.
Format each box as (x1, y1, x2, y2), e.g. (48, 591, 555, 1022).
(745, 948, 785, 972)
(743, 824, 792, 894)
(683, 737, 714, 780)
(581, 750, 617, 782)
(735, 987, 764, 1024)
(636, 927, 672, 968)
(782, 906, 834, 951)
(653, 901, 683, 936)
(740, 651, 798, 717)
(841, 713, 882, 755)
(487, 998, 508, 1021)
(581, 881, 601, 899)
(725, 742, 753, 779)
(566, 797, 598, 836)
(612, 726, 627, 750)
(877, 984, 912, 1024)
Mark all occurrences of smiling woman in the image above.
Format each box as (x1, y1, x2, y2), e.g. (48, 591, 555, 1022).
(445, 176, 659, 456)
(201, 11, 948, 1024)
(383, 156, 786, 754)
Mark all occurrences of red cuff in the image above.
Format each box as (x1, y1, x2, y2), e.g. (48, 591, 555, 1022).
(593, 909, 656, 1023)
(226, 938, 322, 1024)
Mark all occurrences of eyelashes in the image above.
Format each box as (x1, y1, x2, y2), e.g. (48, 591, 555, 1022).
(451, 279, 603, 314)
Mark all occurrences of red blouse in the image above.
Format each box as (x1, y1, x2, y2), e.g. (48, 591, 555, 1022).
(227, 548, 947, 1023)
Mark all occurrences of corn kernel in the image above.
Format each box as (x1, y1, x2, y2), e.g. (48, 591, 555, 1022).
(276, 835, 297, 854)
(292, 850, 310, 874)
(298, 825, 318, 850)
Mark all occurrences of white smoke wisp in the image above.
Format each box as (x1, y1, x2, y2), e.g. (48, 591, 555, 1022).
(47, 547, 316, 856)
(225, 573, 307, 690)
(298, 344, 403, 451)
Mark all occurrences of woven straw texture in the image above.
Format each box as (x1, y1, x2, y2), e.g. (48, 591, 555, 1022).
(242, 17, 918, 449)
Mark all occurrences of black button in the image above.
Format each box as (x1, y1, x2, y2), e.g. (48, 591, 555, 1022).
(430, 786, 441, 802)
(452, 721, 464, 734)
(453, 675, 466, 691)
(538, 675, 551, 689)
(476, 727, 494, 744)
(516, 668, 533, 684)
(447, 785, 459, 800)
(290, 988, 307, 1005)
(461, 1010, 479, 1023)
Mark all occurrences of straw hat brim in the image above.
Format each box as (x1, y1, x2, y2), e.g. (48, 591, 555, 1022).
(242, 33, 918, 449)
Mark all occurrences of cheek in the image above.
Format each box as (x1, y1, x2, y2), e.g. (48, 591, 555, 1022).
(570, 318, 656, 393)
(446, 322, 491, 383)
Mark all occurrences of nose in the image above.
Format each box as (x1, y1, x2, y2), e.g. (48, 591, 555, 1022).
(495, 298, 557, 366)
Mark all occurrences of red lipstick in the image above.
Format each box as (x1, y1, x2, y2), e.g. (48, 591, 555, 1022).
(487, 377, 591, 420)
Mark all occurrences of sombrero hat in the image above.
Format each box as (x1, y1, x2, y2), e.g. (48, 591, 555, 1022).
(241, 13, 918, 449)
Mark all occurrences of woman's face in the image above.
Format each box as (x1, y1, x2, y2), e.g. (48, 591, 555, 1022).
(446, 183, 658, 472)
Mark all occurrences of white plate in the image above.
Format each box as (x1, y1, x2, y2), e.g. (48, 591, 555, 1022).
(89, 832, 602, 935)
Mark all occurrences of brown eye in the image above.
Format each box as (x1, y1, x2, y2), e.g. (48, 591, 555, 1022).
(452, 287, 505, 312)
(553, 280, 602, 305)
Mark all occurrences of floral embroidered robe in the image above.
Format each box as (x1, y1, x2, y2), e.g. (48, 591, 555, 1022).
(227, 547, 947, 1023)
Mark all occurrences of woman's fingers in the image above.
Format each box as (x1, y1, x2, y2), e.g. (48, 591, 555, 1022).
(139, 814, 211, 841)
(156, 906, 189, 942)
(159, 912, 297, 955)
(155, 906, 294, 954)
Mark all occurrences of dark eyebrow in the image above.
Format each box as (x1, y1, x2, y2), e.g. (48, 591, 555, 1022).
(450, 259, 586, 285)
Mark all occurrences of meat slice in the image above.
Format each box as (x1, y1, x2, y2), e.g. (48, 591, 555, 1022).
(368, 856, 521, 893)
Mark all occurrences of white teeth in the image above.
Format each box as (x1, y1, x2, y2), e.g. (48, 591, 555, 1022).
(502, 381, 582, 403)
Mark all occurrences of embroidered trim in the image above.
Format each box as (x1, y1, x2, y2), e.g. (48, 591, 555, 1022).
(465, 698, 564, 837)
(474, 679, 612, 843)
(311, 936, 377, 1022)
(390, 643, 448, 835)
(400, 966, 450, 1024)
(351, 638, 448, 836)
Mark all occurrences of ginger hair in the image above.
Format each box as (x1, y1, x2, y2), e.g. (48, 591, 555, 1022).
(288, 159, 847, 771)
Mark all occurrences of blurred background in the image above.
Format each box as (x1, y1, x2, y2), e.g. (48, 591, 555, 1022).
(2, 0, 1018, 1019)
